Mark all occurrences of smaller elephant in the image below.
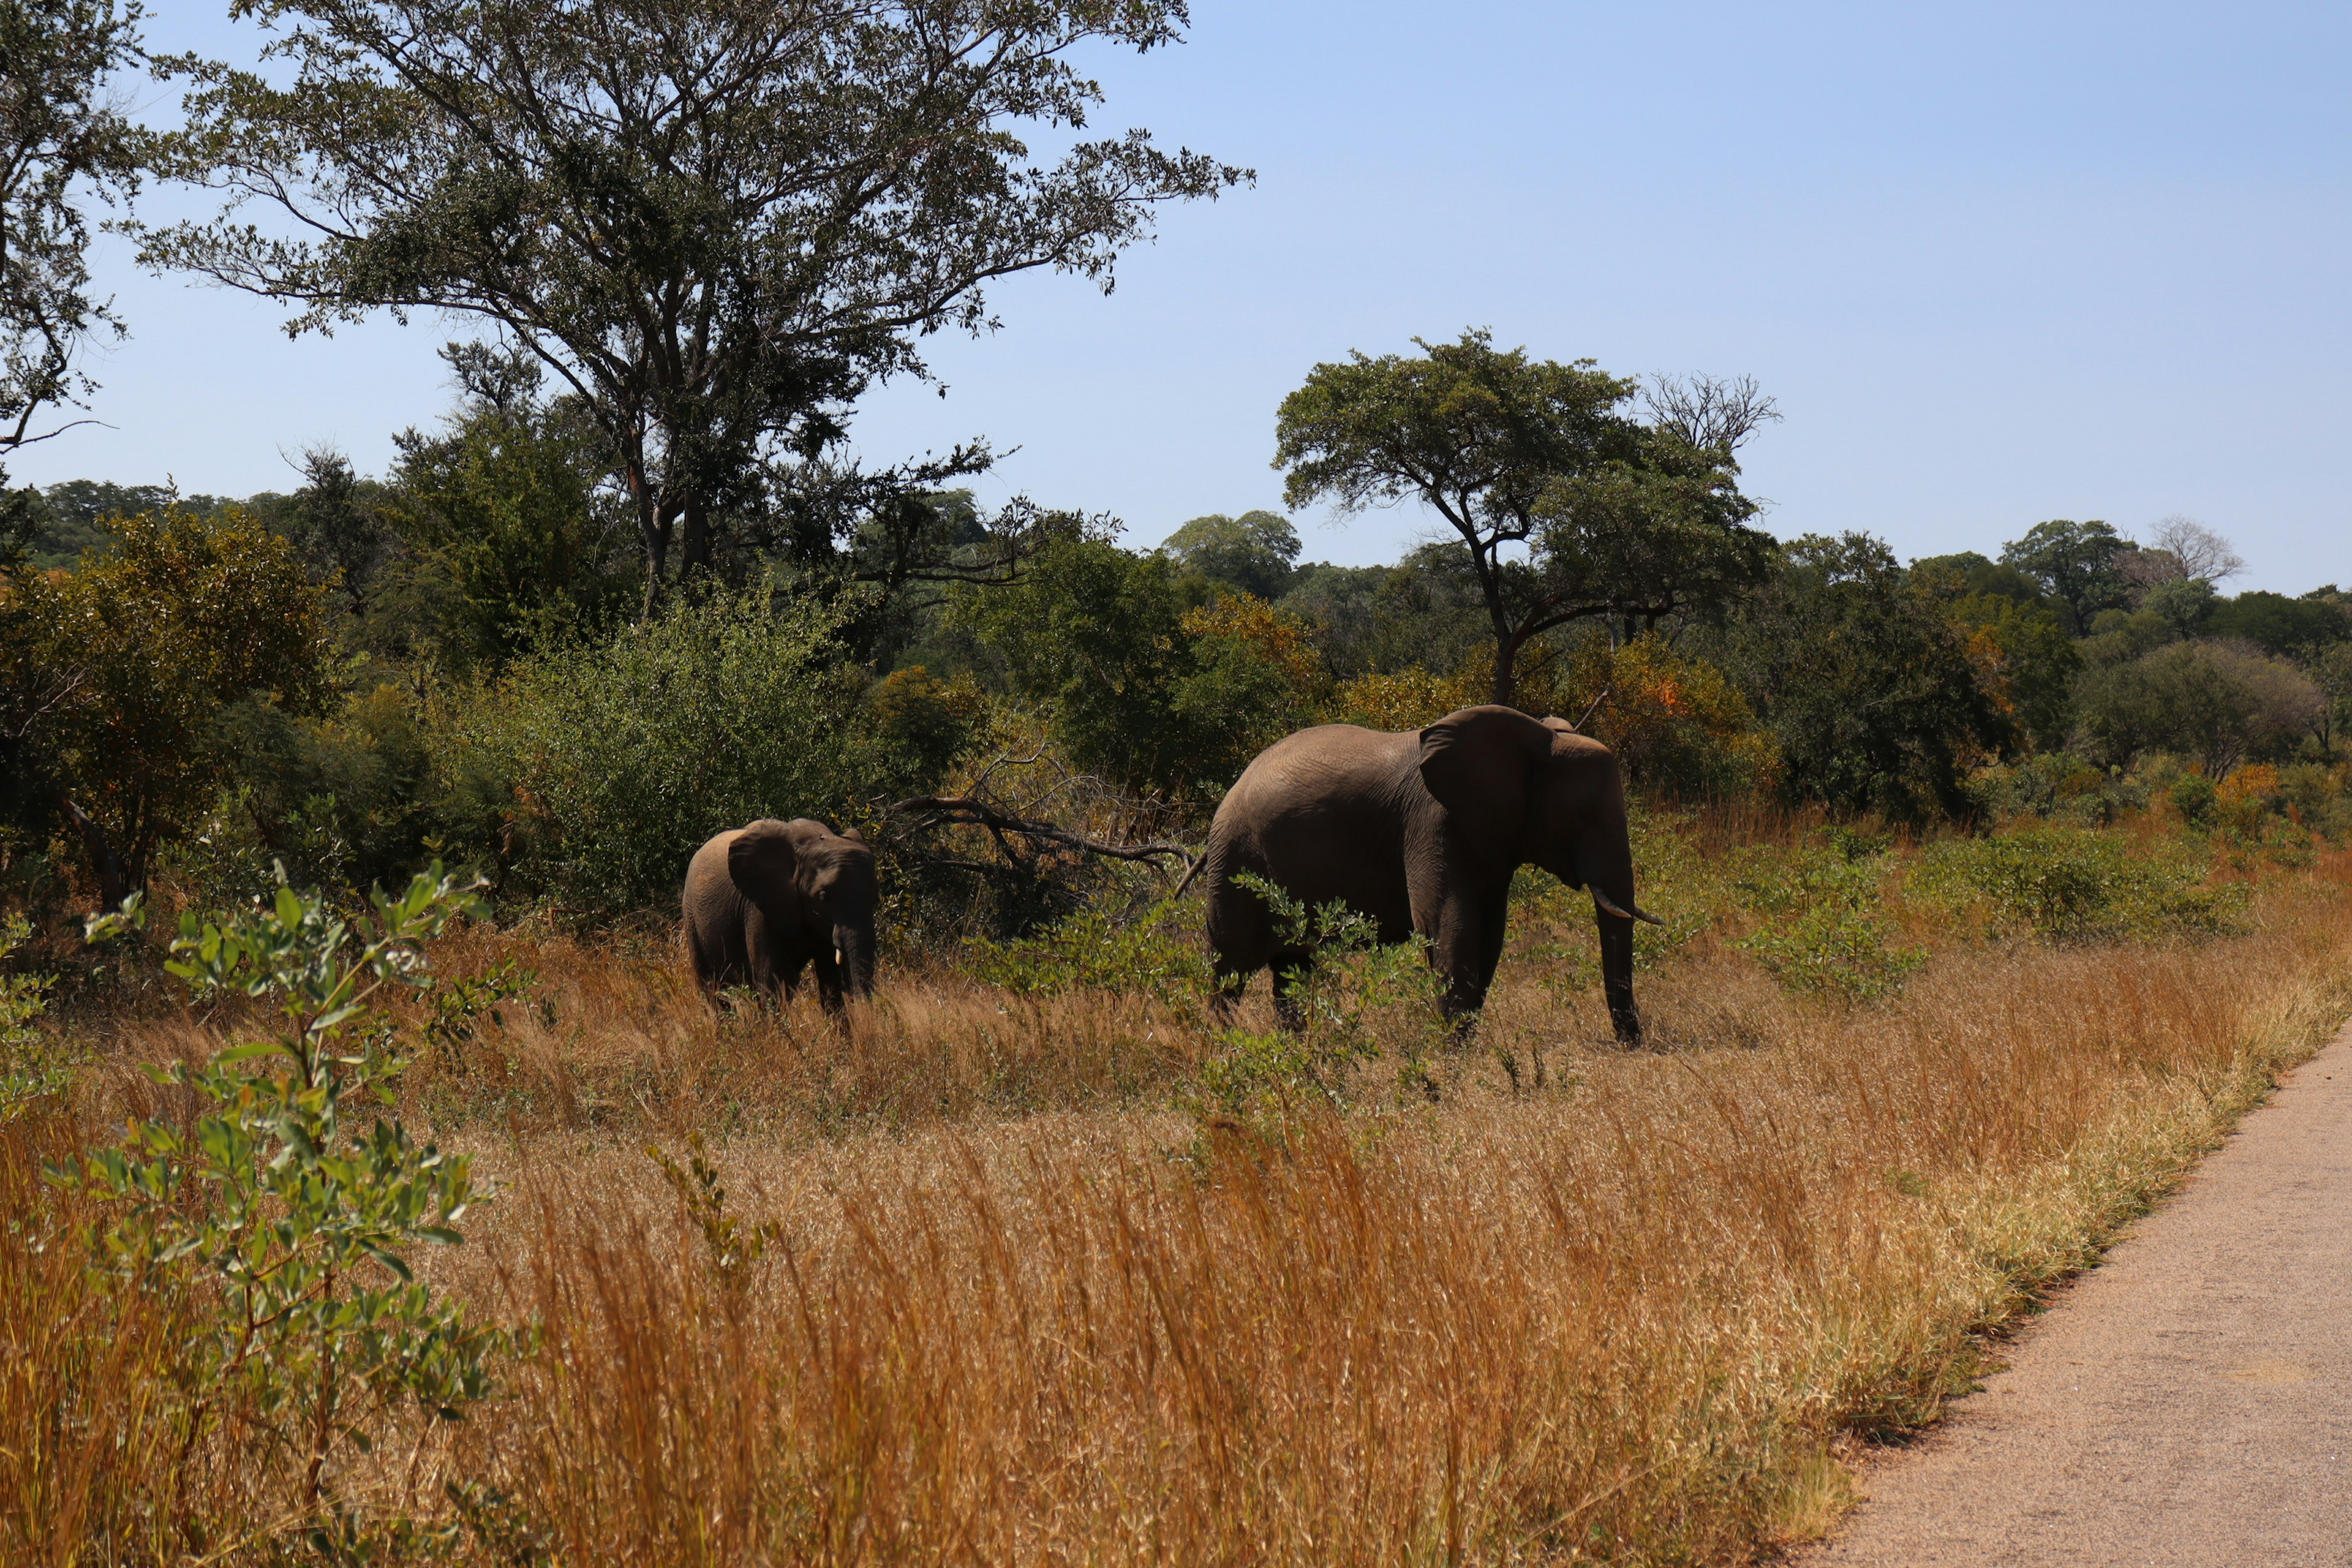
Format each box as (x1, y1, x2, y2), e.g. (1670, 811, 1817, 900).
(682, 818, 878, 1009)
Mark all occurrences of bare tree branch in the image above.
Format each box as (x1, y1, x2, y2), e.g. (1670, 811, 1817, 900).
(1643, 373, 1782, 455)
(889, 794, 1197, 876)
(2147, 514, 2246, 584)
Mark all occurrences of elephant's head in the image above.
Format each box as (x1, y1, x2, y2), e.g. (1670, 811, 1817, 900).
(1419, 704, 1658, 1046)
(729, 819, 880, 998)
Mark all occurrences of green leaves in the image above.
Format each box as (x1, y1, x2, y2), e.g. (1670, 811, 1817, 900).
(0, 914, 72, 1122)
(138, 0, 1243, 594)
(57, 862, 507, 1532)
(1275, 331, 1773, 705)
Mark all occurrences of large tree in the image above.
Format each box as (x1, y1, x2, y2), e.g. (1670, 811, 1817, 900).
(7, 507, 332, 905)
(141, 0, 1243, 612)
(1999, 518, 2128, 630)
(1716, 533, 2008, 823)
(0, 0, 145, 554)
(1273, 331, 1773, 707)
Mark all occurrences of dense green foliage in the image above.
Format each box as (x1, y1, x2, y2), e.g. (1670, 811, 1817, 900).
(1275, 330, 1773, 705)
(461, 589, 863, 919)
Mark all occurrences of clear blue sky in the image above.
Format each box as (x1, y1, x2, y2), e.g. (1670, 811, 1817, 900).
(18, 1, 2350, 592)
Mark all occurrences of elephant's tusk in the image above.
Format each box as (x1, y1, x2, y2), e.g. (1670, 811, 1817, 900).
(835, 947, 844, 967)
(1592, 889, 1667, 927)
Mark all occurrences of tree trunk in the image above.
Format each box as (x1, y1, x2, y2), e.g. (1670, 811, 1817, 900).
(59, 794, 130, 911)
(680, 494, 710, 580)
(628, 460, 667, 620)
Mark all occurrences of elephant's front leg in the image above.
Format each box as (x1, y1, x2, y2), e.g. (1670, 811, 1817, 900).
(1421, 890, 1499, 1023)
(809, 946, 848, 1014)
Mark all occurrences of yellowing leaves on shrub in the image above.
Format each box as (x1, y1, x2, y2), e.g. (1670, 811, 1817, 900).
(2218, 763, 2280, 808)
(1179, 594, 1324, 699)
(1559, 633, 1780, 798)
(1325, 666, 1485, 732)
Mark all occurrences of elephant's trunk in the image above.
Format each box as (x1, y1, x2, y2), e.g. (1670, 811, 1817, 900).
(834, 921, 877, 998)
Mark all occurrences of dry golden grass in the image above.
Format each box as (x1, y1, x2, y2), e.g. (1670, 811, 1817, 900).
(9, 849, 2351, 1564)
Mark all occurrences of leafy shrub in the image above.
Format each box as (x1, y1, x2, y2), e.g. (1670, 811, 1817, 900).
(0, 916, 68, 1122)
(863, 665, 990, 794)
(959, 538, 1327, 799)
(2075, 640, 2324, 776)
(1325, 665, 1480, 731)
(462, 588, 862, 918)
(1730, 834, 1921, 1001)
(1967, 749, 2128, 824)
(176, 683, 441, 903)
(2168, 771, 2218, 828)
(1910, 825, 2242, 941)
(965, 899, 1207, 1000)
(1553, 631, 1779, 798)
(66, 869, 508, 1543)
(4, 507, 334, 900)
(1713, 532, 2008, 823)
(1196, 874, 1451, 1115)
(2277, 761, 2352, 840)
(1728, 839, 1886, 916)
(1738, 903, 1923, 1003)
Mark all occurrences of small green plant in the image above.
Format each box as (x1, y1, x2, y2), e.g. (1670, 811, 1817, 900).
(1728, 833, 1923, 1003)
(1729, 840, 1886, 915)
(61, 865, 509, 1538)
(648, 1131, 781, 1294)
(1198, 873, 1450, 1112)
(0, 915, 71, 1121)
(424, 957, 541, 1071)
(1738, 902, 1924, 1003)
(2169, 772, 2218, 829)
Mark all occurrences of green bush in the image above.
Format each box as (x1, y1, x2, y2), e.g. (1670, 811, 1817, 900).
(0, 915, 69, 1122)
(67, 869, 508, 1545)
(460, 589, 864, 918)
(1730, 834, 1922, 1001)
(2278, 762, 2352, 840)
(1738, 903, 1923, 1003)
(1193, 874, 1452, 1115)
(1910, 825, 2241, 942)
(175, 684, 441, 903)
(965, 899, 1207, 1000)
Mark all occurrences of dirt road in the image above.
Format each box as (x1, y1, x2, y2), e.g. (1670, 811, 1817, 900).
(1801, 1025, 2352, 1567)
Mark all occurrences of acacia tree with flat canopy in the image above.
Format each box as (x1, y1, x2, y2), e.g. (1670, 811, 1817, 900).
(1273, 330, 1775, 709)
(139, 0, 1244, 614)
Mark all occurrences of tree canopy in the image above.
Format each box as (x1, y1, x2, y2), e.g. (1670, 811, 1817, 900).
(141, 0, 1246, 612)
(0, 0, 146, 548)
(1158, 508, 1300, 599)
(1274, 330, 1773, 706)
(1999, 519, 2129, 629)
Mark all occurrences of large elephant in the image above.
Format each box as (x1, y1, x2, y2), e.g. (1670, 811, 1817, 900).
(1196, 704, 1659, 1044)
(683, 818, 878, 1009)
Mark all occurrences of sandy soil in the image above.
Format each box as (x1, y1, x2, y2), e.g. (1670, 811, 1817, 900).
(1799, 1023, 2352, 1567)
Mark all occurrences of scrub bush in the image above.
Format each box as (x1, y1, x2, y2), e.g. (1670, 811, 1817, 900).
(459, 589, 864, 919)
(1910, 824, 2241, 941)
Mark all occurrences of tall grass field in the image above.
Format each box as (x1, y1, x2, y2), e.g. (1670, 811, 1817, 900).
(4, 807, 2346, 1565)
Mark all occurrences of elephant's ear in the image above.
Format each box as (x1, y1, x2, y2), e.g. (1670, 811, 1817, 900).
(727, 820, 799, 903)
(1417, 705, 1558, 839)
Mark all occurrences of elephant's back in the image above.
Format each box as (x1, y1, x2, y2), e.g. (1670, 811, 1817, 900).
(682, 828, 744, 914)
(1210, 725, 1418, 895)
(1223, 723, 1415, 810)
